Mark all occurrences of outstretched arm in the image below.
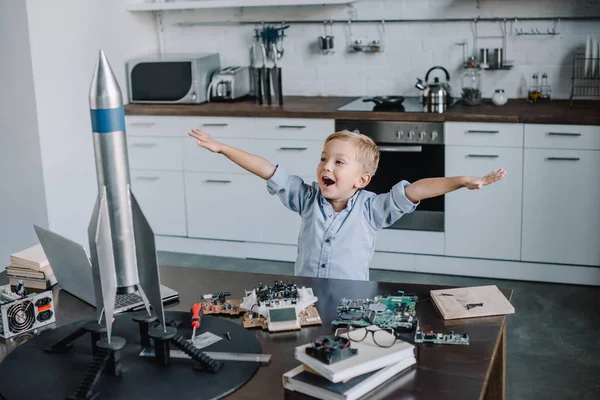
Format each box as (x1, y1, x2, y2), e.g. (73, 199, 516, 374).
(404, 169, 506, 203)
(188, 128, 276, 180)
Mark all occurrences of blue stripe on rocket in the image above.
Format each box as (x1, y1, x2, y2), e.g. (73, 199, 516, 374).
(90, 107, 125, 134)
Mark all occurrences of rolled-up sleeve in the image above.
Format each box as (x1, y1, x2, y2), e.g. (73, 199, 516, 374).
(266, 165, 315, 215)
(364, 180, 419, 230)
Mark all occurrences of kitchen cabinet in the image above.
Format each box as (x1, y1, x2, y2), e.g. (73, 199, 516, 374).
(444, 146, 523, 260)
(130, 170, 187, 237)
(521, 124, 600, 266)
(126, 0, 357, 11)
(444, 122, 524, 261)
(185, 172, 265, 242)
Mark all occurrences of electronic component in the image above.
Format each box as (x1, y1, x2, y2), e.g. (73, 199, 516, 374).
(305, 335, 357, 365)
(200, 297, 244, 316)
(243, 305, 322, 332)
(414, 321, 469, 345)
(331, 291, 418, 331)
(0, 284, 56, 339)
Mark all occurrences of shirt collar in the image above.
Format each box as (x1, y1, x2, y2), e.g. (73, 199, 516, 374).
(319, 189, 360, 212)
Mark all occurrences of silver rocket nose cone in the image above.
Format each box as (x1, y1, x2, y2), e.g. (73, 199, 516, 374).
(89, 49, 123, 110)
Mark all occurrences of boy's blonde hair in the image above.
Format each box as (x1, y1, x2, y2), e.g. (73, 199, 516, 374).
(325, 130, 380, 176)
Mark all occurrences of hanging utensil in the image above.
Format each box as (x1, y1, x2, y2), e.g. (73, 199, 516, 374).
(271, 43, 283, 105)
(261, 43, 271, 106)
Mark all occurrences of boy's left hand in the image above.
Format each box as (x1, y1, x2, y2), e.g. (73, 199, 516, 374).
(464, 168, 506, 190)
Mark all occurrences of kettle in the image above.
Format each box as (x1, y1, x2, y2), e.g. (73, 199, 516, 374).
(415, 66, 453, 111)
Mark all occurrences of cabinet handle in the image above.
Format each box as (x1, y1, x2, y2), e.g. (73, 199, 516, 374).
(129, 122, 156, 127)
(466, 130, 499, 134)
(206, 179, 232, 183)
(134, 176, 159, 181)
(545, 157, 580, 161)
(548, 132, 581, 137)
(378, 146, 422, 153)
(279, 147, 308, 151)
(131, 143, 157, 148)
(202, 123, 228, 127)
(466, 154, 499, 158)
(278, 125, 306, 129)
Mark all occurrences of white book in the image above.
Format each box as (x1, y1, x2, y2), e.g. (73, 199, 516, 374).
(283, 356, 416, 400)
(294, 326, 415, 383)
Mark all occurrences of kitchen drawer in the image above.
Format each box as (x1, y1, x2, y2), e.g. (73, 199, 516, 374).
(126, 116, 191, 137)
(254, 118, 334, 140)
(254, 139, 322, 175)
(185, 172, 263, 242)
(128, 136, 183, 171)
(524, 124, 600, 150)
(445, 122, 523, 147)
(130, 169, 187, 237)
(184, 139, 266, 173)
(126, 115, 256, 139)
(184, 138, 321, 175)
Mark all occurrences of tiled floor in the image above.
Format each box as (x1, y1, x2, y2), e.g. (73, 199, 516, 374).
(158, 251, 600, 400)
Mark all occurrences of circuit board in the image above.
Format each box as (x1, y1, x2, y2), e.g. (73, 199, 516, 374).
(200, 298, 244, 316)
(331, 292, 418, 330)
(414, 329, 470, 345)
(243, 305, 322, 332)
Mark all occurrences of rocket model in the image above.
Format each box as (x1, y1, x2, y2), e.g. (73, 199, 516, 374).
(88, 50, 165, 342)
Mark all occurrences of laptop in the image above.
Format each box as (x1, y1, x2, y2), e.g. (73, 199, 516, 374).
(33, 225, 179, 314)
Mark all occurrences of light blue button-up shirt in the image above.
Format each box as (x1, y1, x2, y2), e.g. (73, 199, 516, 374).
(266, 165, 419, 281)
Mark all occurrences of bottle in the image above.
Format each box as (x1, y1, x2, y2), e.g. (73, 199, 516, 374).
(492, 89, 508, 106)
(528, 73, 541, 102)
(461, 61, 482, 106)
(541, 73, 551, 100)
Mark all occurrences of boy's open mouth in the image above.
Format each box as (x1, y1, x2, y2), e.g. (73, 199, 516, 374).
(322, 176, 336, 187)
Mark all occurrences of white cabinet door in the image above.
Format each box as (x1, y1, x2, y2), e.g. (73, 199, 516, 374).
(445, 146, 523, 260)
(130, 170, 187, 237)
(521, 149, 600, 266)
(184, 172, 264, 242)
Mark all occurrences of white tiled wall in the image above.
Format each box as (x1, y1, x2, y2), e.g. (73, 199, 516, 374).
(157, 0, 600, 99)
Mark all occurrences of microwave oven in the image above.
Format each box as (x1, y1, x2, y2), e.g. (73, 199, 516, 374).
(126, 53, 220, 104)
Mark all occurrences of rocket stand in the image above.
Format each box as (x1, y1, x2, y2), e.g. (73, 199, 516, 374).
(67, 336, 126, 400)
(45, 320, 107, 355)
(132, 312, 158, 348)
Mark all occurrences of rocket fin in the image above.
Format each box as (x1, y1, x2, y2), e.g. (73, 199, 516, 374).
(88, 188, 118, 342)
(130, 188, 166, 331)
(136, 285, 152, 316)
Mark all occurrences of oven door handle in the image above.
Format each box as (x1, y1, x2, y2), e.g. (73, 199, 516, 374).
(377, 145, 423, 152)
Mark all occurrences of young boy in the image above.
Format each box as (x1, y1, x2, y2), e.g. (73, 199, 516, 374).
(188, 128, 506, 281)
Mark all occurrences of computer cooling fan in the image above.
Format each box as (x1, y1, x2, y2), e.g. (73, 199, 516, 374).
(0, 285, 55, 339)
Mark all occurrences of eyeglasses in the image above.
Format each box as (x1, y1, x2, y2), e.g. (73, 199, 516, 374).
(334, 325, 398, 348)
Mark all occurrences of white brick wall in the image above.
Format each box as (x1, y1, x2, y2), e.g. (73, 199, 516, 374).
(158, 0, 600, 99)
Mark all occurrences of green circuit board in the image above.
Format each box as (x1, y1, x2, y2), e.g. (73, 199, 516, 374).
(331, 291, 418, 330)
(414, 329, 470, 345)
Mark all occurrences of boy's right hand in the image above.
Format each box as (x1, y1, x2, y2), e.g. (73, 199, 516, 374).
(188, 128, 224, 153)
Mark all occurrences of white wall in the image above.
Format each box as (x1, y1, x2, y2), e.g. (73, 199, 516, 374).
(24, 0, 157, 248)
(159, 0, 600, 98)
(0, 1, 49, 270)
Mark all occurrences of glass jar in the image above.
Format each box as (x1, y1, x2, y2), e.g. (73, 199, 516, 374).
(461, 67, 482, 105)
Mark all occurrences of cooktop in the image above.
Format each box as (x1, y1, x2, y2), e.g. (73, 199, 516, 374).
(337, 96, 458, 113)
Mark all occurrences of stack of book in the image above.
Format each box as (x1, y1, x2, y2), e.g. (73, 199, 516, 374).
(6, 244, 56, 291)
(283, 326, 416, 400)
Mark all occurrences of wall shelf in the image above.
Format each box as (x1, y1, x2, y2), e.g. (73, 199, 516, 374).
(127, 0, 357, 11)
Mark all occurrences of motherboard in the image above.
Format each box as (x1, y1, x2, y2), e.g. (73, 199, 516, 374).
(331, 291, 418, 331)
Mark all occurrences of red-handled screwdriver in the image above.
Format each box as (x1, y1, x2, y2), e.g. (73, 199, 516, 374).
(190, 303, 203, 343)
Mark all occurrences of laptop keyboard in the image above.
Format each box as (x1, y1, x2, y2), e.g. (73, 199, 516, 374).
(115, 292, 143, 308)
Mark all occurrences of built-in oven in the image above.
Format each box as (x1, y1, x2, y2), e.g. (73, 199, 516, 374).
(335, 120, 445, 232)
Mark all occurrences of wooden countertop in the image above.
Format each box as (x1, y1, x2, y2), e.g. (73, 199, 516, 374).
(124, 96, 600, 125)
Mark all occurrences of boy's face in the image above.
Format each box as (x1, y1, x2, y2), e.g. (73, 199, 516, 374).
(317, 139, 371, 202)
